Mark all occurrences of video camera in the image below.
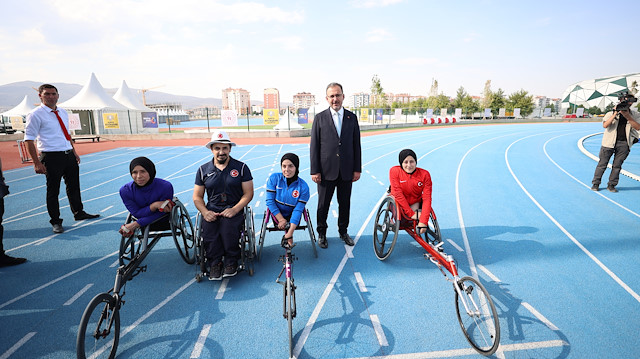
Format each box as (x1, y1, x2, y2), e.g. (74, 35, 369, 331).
(615, 91, 637, 111)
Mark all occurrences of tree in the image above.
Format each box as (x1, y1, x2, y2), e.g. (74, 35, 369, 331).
(482, 80, 492, 109)
(452, 86, 476, 117)
(507, 89, 534, 117)
(429, 79, 438, 97)
(370, 74, 385, 108)
(489, 88, 506, 115)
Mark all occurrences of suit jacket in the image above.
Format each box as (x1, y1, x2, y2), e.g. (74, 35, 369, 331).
(310, 108, 362, 181)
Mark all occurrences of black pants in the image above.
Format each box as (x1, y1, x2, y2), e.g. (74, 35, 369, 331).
(201, 212, 243, 266)
(0, 196, 4, 254)
(316, 176, 353, 235)
(41, 152, 83, 225)
(592, 141, 630, 187)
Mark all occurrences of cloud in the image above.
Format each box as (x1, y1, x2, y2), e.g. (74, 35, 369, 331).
(366, 28, 392, 43)
(270, 36, 304, 51)
(350, 0, 405, 9)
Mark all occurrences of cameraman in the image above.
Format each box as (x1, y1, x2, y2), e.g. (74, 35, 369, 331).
(591, 94, 640, 192)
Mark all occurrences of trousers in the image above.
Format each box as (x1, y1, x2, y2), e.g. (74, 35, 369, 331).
(41, 152, 84, 225)
(592, 140, 630, 187)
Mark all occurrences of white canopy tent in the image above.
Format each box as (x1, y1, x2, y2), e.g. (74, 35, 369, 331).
(1, 95, 37, 116)
(58, 73, 130, 135)
(113, 80, 158, 134)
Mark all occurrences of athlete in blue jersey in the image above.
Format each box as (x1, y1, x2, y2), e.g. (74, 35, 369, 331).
(265, 153, 310, 247)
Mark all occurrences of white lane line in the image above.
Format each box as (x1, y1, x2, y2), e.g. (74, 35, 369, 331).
(377, 180, 384, 186)
(446, 239, 463, 252)
(506, 136, 640, 304)
(109, 259, 120, 268)
(101, 205, 113, 212)
(342, 339, 568, 359)
(0, 332, 36, 359)
(64, 283, 94, 306)
(190, 324, 212, 358)
(294, 192, 387, 358)
(255, 200, 261, 208)
(332, 210, 338, 218)
(521, 302, 559, 331)
(354, 272, 368, 292)
(578, 133, 640, 181)
(260, 191, 264, 197)
(0, 250, 119, 310)
(215, 279, 229, 300)
(477, 264, 501, 283)
(369, 314, 388, 346)
(371, 175, 377, 180)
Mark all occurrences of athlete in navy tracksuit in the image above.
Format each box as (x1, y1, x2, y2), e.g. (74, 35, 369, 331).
(265, 153, 310, 247)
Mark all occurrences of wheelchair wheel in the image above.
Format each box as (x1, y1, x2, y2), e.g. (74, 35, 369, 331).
(304, 209, 318, 258)
(194, 213, 207, 282)
(454, 276, 500, 356)
(373, 196, 400, 260)
(170, 200, 196, 264)
(119, 227, 144, 267)
(76, 292, 120, 359)
(257, 210, 268, 262)
(241, 207, 256, 276)
(422, 209, 442, 246)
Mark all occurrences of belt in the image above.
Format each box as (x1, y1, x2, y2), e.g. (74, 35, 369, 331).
(42, 150, 73, 155)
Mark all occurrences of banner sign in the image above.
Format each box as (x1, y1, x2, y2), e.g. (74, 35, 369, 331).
(454, 108, 462, 119)
(440, 109, 447, 117)
(514, 108, 521, 118)
(103, 113, 119, 129)
(484, 108, 492, 118)
(499, 108, 506, 117)
(142, 112, 158, 128)
(394, 109, 402, 121)
(376, 109, 383, 122)
(10, 116, 24, 130)
(543, 108, 551, 117)
(360, 109, 369, 122)
(263, 109, 279, 125)
(297, 108, 308, 124)
(426, 109, 433, 118)
(68, 113, 81, 130)
(221, 110, 238, 127)
(576, 108, 584, 117)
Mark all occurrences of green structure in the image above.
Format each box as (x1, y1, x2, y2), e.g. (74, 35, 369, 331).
(561, 73, 640, 111)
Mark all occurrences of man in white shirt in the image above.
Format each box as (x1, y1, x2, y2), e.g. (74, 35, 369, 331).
(25, 84, 99, 233)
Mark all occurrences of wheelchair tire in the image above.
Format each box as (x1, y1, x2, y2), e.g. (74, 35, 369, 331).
(170, 201, 196, 264)
(118, 227, 144, 267)
(76, 292, 120, 359)
(257, 210, 268, 262)
(241, 207, 256, 276)
(304, 209, 318, 258)
(194, 212, 207, 281)
(373, 196, 400, 261)
(454, 276, 500, 356)
(423, 210, 442, 246)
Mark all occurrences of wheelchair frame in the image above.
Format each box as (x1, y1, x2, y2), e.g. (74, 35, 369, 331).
(372, 194, 501, 356)
(193, 206, 256, 281)
(76, 197, 195, 359)
(257, 207, 317, 261)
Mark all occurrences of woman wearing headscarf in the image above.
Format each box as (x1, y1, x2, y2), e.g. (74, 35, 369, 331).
(118, 157, 174, 236)
(265, 153, 310, 246)
(389, 149, 432, 234)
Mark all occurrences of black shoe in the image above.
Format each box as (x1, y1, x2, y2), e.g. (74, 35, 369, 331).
(318, 233, 328, 249)
(52, 223, 64, 233)
(209, 262, 223, 281)
(75, 211, 100, 221)
(0, 254, 27, 267)
(340, 233, 354, 246)
(607, 185, 618, 193)
(223, 263, 238, 278)
(591, 184, 599, 191)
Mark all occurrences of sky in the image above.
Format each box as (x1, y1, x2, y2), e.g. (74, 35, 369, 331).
(2, 0, 639, 105)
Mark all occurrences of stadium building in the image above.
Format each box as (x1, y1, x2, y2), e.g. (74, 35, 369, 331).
(560, 73, 640, 111)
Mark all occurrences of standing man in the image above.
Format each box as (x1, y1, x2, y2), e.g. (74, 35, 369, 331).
(310, 82, 362, 248)
(193, 130, 254, 280)
(591, 92, 640, 192)
(25, 84, 99, 234)
(0, 158, 27, 267)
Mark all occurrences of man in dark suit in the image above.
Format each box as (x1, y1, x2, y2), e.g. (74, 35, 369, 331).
(310, 83, 362, 248)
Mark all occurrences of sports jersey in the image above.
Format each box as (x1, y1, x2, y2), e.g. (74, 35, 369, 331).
(195, 157, 252, 212)
(389, 165, 432, 225)
(119, 178, 174, 227)
(265, 173, 310, 226)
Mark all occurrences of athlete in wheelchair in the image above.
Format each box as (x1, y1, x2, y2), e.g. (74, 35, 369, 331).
(193, 131, 255, 281)
(118, 156, 196, 266)
(257, 153, 317, 259)
(373, 149, 441, 260)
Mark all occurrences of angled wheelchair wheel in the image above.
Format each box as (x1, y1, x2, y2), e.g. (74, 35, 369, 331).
(373, 196, 400, 260)
(170, 200, 196, 264)
(422, 209, 442, 246)
(119, 227, 144, 267)
(257, 210, 269, 262)
(454, 276, 500, 356)
(76, 292, 120, 359)
(304, 209, 318, 258)
(194, 212, 207, 282)
(241, 207, 256, 276)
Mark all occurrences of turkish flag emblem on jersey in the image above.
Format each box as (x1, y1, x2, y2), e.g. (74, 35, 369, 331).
(230, 169, 239, 177)
(417, 182, 423, 187)
(292, 190, 299, 198)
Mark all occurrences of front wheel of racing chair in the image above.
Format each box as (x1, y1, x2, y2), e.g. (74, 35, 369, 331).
(372, 195, 400, 261)
(169, 198, 196, 264)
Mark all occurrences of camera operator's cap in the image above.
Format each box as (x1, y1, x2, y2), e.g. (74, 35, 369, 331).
(205, 130, 236, 149)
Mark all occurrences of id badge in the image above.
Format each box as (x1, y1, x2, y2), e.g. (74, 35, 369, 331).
(220, 193, 227, 203)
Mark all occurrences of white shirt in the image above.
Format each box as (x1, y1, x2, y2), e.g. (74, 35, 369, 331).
(24, 104, 73, 152)
(329, 107, 344, 136)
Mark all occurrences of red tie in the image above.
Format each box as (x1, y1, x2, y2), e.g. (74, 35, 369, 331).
(53, 110, 71, 141)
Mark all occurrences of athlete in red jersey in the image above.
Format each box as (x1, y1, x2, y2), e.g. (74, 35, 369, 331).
(389, 149, 432, 234)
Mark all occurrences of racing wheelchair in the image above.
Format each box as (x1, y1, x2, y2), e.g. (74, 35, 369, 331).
(257, 207, 317, 260)
(193, 206, 256, 280)
(76, 197, 195, 359)
(373, 193, 501, 356)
